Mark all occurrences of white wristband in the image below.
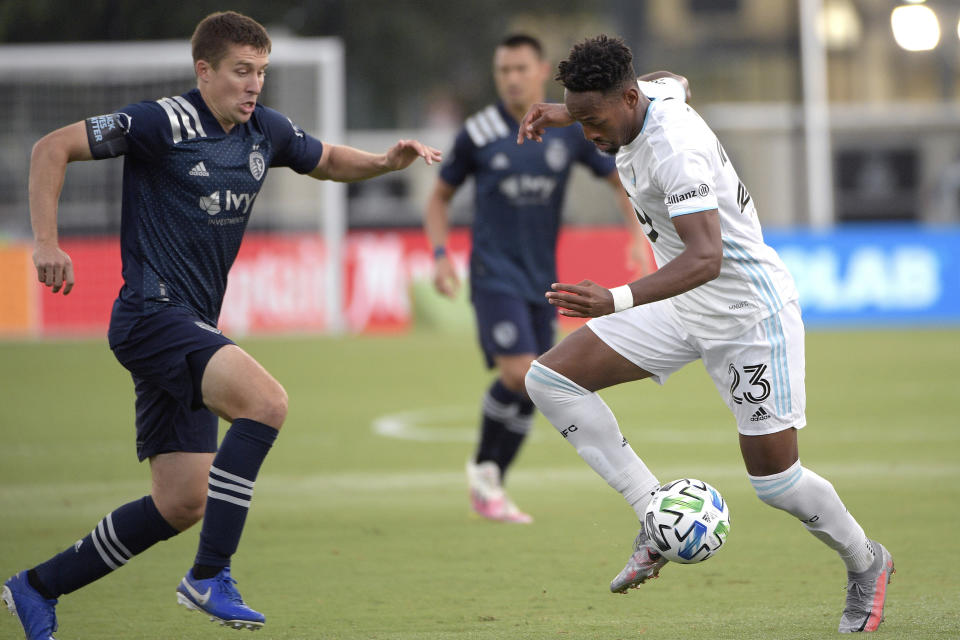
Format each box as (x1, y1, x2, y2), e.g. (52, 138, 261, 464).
(609, 285, 634, 313)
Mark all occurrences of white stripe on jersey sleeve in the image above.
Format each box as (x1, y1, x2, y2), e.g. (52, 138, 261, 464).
(172, 96, 207, 138)
(163, 98, 197, 140)
(473, 111, 497, 142)
(483, 105, 510, 137)
(464, 117, 487, 147)
(156, 98, 183, 143)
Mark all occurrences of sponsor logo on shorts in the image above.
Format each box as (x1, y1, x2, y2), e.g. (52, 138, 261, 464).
(750, 407, 771, 422)
(728, 300, 751, 310)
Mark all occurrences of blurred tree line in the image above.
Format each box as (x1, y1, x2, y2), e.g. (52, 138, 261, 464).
(0, 0, 649, 128)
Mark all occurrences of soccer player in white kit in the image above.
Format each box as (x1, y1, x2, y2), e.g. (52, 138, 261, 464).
(517, 35, 893, 633)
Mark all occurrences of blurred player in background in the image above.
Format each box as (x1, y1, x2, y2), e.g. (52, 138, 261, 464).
(519, 35, 893, 633)
(424, 34, 674, 523)
(2, 11, 441, 639)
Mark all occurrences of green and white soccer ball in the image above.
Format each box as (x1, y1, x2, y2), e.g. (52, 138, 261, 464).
(644, 478, 731, 564)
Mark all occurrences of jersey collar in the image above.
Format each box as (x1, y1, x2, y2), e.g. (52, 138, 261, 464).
(496, 101, 520, 130)
(184, 88, 249, 137)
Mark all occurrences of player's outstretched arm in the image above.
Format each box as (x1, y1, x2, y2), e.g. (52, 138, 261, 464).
(516, 103, 574, 145)
(423, 179, 461, 298)
(30, 121, 94, 295)
(309, 140, 442, 182)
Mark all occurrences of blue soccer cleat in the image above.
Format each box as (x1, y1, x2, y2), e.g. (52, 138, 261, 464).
(176, 567, 264, 631)
(2, 571, 58, 640)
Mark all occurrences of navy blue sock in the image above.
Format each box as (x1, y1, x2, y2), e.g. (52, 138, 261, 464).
(494, 399, 535, 480)
(30, 495, 178, 598)
(194, 418, 277, 571)
(475, 380, 524, 466)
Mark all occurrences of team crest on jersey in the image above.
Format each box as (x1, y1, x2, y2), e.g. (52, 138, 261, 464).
(249, 147, 265, 181)
(545, 139, 569, 172)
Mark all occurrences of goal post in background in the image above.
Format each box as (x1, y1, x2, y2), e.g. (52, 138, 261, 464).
(0, 37, 347, 333)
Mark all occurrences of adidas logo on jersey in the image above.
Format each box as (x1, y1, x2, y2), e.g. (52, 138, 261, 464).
(750, 407, 771, 422)
(189, 162, 209, 177)
(490, 153, 510, 170)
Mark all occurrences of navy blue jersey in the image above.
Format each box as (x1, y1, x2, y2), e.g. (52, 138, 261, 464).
(89, 88, 324, 329)
(439, 102, 614, 304)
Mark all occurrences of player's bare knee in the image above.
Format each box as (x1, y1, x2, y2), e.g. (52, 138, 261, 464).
(501, 368, 529, 395)
(157, 494, 206, 531)
(256, 383, 288, 429)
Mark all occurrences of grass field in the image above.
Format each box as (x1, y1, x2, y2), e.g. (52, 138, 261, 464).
(1, 328, 958, 639)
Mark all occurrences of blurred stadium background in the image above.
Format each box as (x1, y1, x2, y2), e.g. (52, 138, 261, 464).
(1, 0, 960, 335)
(1, 2, 959, 638)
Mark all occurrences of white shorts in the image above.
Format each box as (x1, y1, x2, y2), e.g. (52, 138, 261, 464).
(587, 299, 806, 435)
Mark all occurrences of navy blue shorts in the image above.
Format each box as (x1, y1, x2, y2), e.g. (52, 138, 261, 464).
(472, 289, 556, 369)
(109, 304, 234, 461)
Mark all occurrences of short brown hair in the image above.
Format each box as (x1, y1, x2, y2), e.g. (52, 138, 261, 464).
(191, 11, 271, 69)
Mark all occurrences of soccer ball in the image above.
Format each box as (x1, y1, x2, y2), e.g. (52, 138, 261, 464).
(644, 478, 731, 564)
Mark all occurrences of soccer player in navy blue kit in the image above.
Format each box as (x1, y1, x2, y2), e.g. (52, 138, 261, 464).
(424, 34, 669, 523)
(2, 12, 441, 638)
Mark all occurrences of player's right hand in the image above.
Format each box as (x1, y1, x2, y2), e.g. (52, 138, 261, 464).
(517, 103, 574, 144)
(433, 256, 460, 298)
(545, 279, 613, 317)
(33, 243, 74, 295)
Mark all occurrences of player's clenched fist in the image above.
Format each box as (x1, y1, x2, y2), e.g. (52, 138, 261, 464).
(545, 280, 614, 317)
(33, 243, 74, 295)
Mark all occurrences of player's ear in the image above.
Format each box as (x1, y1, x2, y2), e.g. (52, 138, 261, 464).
(623, 85, 640, 108)
(195, 59, 211, 82)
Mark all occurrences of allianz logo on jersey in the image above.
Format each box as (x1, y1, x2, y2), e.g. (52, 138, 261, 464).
(499, 174, 557, 201)
(198, 190, 257, 215)
(665, 184, 710, 206)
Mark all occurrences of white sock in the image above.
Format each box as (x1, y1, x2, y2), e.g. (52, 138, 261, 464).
(526, 361, 659, 520)
(749, 460, 875, 572)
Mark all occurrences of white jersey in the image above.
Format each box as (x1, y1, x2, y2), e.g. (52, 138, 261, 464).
(616, 87, 798, 339)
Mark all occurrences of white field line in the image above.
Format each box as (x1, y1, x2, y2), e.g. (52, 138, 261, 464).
(370, 406, 960, 445)
(370, 405, 733, 444)
(2, 462, 957, 508)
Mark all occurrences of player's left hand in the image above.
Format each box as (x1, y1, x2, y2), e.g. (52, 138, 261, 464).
(545, 280, 614, 317)
(385, 139, 443, 170)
